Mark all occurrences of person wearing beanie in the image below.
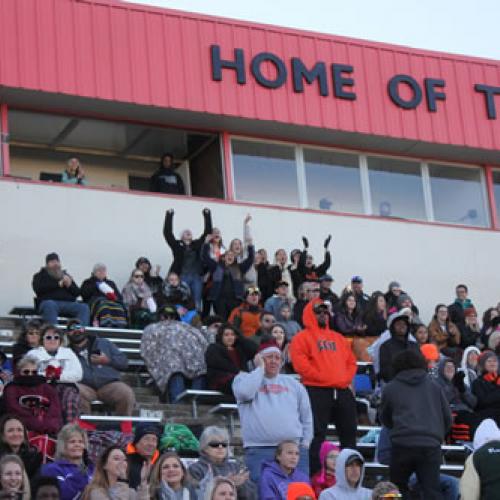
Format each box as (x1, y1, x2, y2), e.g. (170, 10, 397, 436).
(350, 276, 370, 313)
(311, 441, 340, 497)
(135, 256, 164, 304)
(232, 338, 313, 484)
(380, 350, 451, 499)
(460, 419, 500, 500)
(32, 253, 90, 326)
(319, 275, 339, 306)
(384, 281, 402, 313)
(379, 310, 420, 383)
(318, 448, 371, 499)
(395, 293, 422, 325)
(471, 351, 500, 426)
(420, 342, 441, 376)
(287, 482, 316, 499)
(126, 422, 161, 490)
(290, 300, 357, 474)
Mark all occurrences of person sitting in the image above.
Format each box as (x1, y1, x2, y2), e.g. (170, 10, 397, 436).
(435, 357, 478, 442)
(362, 292, 387, 337)
(311, 442, 339, 497)
(202, 238, 255, 320)
(254, 248, 274, 302)
(135, 257, 164, 305)
(204, 477, 237, 500)
(66, 321, 135, 416)
(371, 481, 400, 500)
(448, 284, 476, 335)
(480, 308, 500, 347)
(126, 423, 161, 491)
(248, 311, 276, 345)
(163, 272, 192, 308)
(461, 308, 481, 349)
(32, 476, 61, 500)
(80, 263, 127, 328)
(318, 449, 371, 499)
(122, 269, 157, 329)
(0, 454, 31, 500)
(149, 451, 198, 499)
(32, 253, 90, 326)
(319, 275, 339, 307)
(333, 292, 366, 337)
(379, 311, 420, 384)
(472, 351, 500, 426)
(287, 482, 317, 500)
(428, 304, 462, 361)
(413, 324, 429, 346)
(395, 293, 422, 326)
(62, 157, 87, 186)
(0, 351, 13, 394)
(150, 152, 185, 194)
(349, 276, 370, 314)
(265, 281, 294, 322)
(2, 357, 62, 435)
(279, 304, 301, 341)
(141, 305, 208, 403)
(28, 325, 82, 423)
(205, 324, 256, 396)
(41, 424, 94, 500)
(269, 324, 293, 374)
(228, 287, 263, 338)
(188, 426, 257, 500)
(460, 346, 481, 388)
(12, 319, 42, 368)
(384, 281, 404, 313)
(259, 440, 310, 500)
(83, 445, 149, 499)
(0, 415, 42, 478)
(164, 207, 212, 311)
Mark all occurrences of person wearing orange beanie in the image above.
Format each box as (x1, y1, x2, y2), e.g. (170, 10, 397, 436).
(287, 481, 317, 499)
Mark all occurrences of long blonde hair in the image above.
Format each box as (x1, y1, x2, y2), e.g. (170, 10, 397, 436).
(0, 454, 31, 500)
(82, 446, 124, 500)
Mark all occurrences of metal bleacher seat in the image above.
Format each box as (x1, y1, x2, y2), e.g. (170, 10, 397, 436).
(174, 389, 225, 418)
(208, 403, 239, 436)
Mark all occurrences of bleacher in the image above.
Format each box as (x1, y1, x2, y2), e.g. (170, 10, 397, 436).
(0, 311, 468, 481)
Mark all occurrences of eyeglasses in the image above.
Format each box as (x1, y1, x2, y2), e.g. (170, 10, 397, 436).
(133, 274, 144, 279)
(44, 335, 60, 341)
(207, 442, 228, 448)
(21, 369, 38, 375)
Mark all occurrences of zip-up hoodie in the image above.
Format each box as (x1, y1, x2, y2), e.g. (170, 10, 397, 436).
(290, 301, 357, 388)
(259, 459, 310, 500)
(318, 449, 371, 500)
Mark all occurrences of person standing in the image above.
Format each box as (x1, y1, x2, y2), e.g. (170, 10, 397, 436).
(232, 339, 313, 484)
(380, 349, 451, 499)
(150, 153, 185, 194)
(290, 300, 357, 474)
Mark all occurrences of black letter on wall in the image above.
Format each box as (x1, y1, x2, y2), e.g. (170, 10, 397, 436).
(251, 52, 287, 89)
(388, 74, 422, 109)
(332, 64, 356, 100)
(425, 78, 446, 112)
(291, 58, 328, 96)
(211, 45, 246, 84)
(474, 84, 500, 119)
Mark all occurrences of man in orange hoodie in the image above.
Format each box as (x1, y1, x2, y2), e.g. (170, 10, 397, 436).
(290, 299, 357, 474)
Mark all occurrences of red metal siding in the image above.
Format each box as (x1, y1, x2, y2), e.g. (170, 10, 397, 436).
(0, 0, 499, 151)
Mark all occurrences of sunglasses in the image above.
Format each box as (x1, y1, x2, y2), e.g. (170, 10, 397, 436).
(207, 442, 228, 448)
(21, 369, 38, 376)
(44, 335, 60, 341)
(68, 324, 83, 331)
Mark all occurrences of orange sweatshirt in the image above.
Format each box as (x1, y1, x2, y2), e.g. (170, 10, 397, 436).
(290, 301, 357, 388)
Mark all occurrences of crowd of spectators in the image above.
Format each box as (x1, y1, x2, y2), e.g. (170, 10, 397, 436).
(1, 206, 500, 498)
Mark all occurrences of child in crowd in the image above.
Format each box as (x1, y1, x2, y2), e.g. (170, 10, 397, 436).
(311, 442, 339, 497)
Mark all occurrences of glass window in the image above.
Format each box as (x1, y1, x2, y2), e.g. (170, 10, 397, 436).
(304, 149, 363, 213)
(367, 156, 425, 220)
(232, 139, 299, 207)
(429, 164, 488, 227)
(493, 170, 500, 227)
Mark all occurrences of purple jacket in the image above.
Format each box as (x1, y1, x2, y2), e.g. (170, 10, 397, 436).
(259, 459, 310, 500)
(41, 459, 94, 500)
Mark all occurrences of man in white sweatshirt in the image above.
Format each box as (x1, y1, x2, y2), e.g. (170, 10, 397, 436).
(232, 338, 313, 483)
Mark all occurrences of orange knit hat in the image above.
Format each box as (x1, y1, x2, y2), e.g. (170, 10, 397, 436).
(287, 482, 316, 499)
(420, 343, 439, 362)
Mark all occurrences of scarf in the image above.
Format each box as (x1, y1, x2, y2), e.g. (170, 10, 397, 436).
(455, 298, 473, 310)
(483, 372, 500, 386)
(159, 481, 191, 500)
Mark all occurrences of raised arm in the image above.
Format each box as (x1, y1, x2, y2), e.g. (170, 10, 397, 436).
(163, 209, 178, 250)
(232, 363, 265, 402)
(238, 244, 255, 274)
(193, 208, 213, 247)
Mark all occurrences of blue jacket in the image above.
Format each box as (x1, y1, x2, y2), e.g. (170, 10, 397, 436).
(41, 459, 94, 500)
(259, 460, 310, 500)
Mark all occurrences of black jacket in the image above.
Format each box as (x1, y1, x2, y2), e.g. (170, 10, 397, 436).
(363, 312, 387, 337)
(150, 167, 185, 194)
(379, 337, 420, 383)
(472, 375, 500, 411)
(255, 262, 274, 302)
(380, 368, 452, 448)
(0, 442, 42, 478)
(163, 210, 212, 275)
(80, 276, 122, 303)
(32, 268, 81, 306)
(296, 249, 331, 288)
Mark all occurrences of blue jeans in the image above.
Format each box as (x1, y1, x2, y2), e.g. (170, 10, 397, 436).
(244, 445, 309, 484)
(180, 273, 203, 311)
(39, 300, 90, 326)
(168, 373, 206, 403)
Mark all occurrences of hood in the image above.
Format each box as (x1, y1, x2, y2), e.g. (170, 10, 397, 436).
(393, 368, 428, 386)
(473, 419, 500, 450)
(261, 459, 290, 479)
(317, 441, 340, 484)
(437, 357, 455, 384)
(302, 299, 329, 330)
(334, 448, 365, 490)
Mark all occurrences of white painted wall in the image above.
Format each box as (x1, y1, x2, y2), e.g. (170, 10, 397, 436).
(0, 179, 498, 323)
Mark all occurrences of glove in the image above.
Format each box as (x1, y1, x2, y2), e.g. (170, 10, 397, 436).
(203, 208, 211, 215)
(452, 371, 466, 393)
(324, 234, 332, 249)
(302, 236, 309, 249)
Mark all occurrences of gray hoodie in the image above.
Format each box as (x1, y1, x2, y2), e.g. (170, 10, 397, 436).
(318, 449, 371, 500)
